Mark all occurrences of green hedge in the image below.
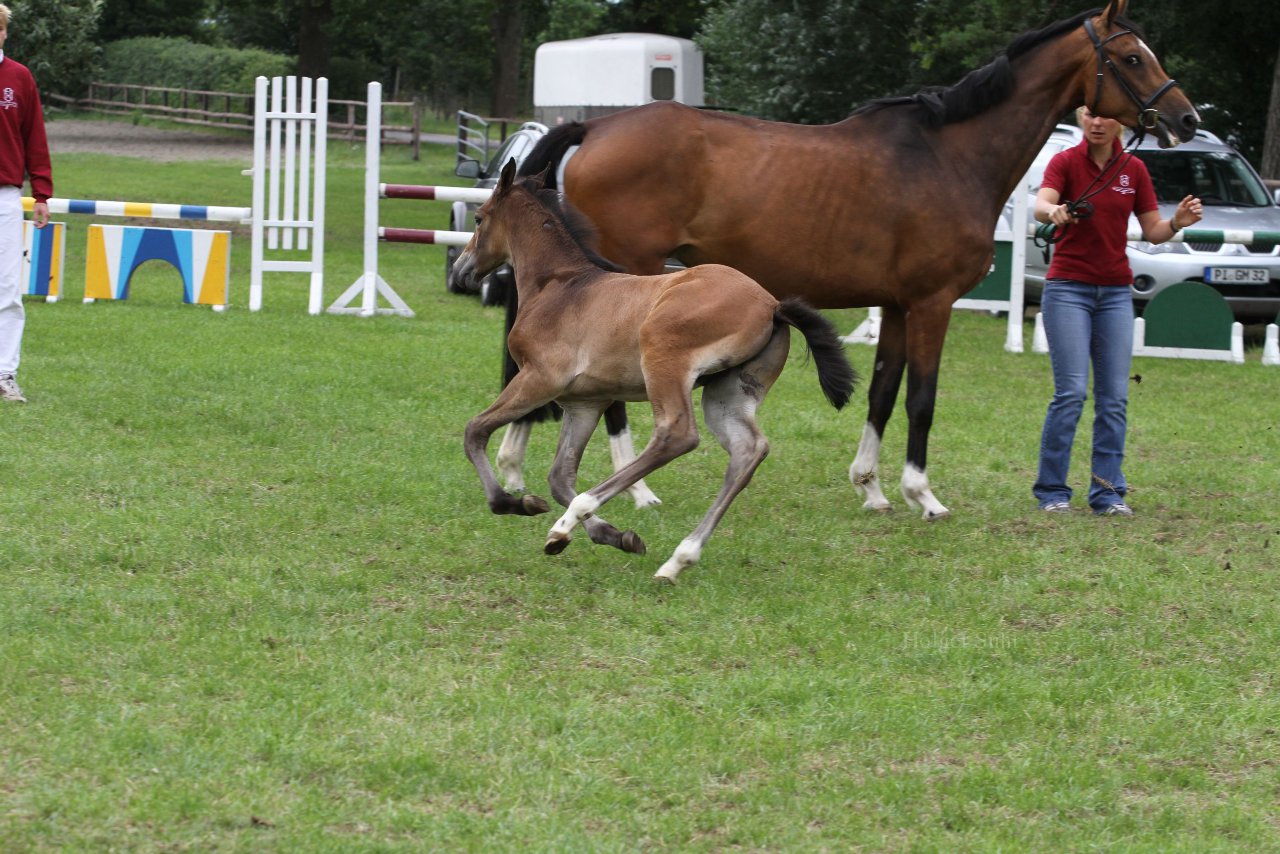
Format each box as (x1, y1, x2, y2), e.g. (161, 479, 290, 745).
(100, 38, 293, 94)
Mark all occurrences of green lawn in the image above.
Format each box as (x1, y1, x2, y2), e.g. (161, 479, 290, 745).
(2, 131, 1279, 852)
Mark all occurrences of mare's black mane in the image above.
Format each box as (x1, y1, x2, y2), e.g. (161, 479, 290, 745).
(852, 9, 1139, 127)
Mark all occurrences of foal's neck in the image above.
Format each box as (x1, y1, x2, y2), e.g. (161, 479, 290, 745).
(507, 207, 603, 298)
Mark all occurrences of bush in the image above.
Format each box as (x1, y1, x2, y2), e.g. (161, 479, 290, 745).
(100, 37, 293, 94)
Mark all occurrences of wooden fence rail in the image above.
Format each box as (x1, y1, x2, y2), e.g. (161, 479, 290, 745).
(54, 82, 423, 159)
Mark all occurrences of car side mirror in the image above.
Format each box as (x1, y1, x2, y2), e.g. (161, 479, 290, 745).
(455, 159, 481, 180)
(1274, 187, 1280, 205)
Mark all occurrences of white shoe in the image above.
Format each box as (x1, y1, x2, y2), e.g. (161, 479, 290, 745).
(0, 373, 26, 403)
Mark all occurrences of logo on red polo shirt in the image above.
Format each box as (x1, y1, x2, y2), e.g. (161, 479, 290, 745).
(1113, 173, 1135, 195)
(0, 87, 17, 110)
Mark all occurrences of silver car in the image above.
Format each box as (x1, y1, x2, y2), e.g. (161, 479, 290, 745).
(1013, 127, 1280, 322)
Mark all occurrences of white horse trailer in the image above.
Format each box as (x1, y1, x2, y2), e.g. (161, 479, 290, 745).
(533, 33, 705, 126)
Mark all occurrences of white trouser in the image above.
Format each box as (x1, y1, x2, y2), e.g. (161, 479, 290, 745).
(0, 185, 25, 375)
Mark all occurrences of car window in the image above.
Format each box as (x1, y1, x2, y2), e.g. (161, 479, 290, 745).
(487, 133, 531, 175)
(1136, 150, 1272, 207)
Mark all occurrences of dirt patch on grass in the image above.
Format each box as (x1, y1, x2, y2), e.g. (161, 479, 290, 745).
(47, 118, 254, 163)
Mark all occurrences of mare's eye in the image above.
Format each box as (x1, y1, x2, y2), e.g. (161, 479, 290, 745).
(1125, 54, 1141, 66)
(474, 214, 484, 226)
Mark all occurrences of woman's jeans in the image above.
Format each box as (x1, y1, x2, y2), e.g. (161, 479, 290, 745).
(1033, 279, 1134, 511)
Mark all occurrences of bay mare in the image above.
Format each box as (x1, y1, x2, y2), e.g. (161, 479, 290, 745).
(453, 162, 855, 582)
(460, 0, 1198, 520)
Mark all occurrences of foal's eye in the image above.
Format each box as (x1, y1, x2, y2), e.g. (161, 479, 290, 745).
(474, 214, 484, 226)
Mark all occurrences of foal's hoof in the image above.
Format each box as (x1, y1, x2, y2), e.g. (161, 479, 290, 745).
(621, 531, 646, 555)
(491, 492, 549, 516)
(923, 508, 950, 522)
(544, 533, 571, 555)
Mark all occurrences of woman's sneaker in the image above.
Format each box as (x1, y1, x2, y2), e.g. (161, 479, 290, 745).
(0, 373, 25, 403)
(1041, 501, 1072, 513)
(1096, 503, 1134, 517)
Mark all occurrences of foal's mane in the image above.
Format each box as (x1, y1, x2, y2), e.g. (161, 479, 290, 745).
(851, 8, 1138, 127)
(518, 176, 627, 273)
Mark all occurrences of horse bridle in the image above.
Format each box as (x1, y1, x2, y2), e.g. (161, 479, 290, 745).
(1084, 17, 1179, 133)
(1034, 18, 1182, 251)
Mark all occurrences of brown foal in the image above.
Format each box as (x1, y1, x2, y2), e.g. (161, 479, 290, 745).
(453, 161, 855, 582)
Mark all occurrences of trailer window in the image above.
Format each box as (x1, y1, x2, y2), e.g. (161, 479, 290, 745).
(651, 67, 675, 101)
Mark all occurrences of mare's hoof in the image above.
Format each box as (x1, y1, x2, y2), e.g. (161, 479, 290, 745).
(924, 509, 950, 522)
(621, 531, 646, 555)
(522, 494, 550, 515)
(544, 533, 571, 555)
(862, 501, 892, 514)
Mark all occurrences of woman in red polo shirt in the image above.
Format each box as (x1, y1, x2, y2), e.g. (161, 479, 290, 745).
(1032, 106, 1202, 516)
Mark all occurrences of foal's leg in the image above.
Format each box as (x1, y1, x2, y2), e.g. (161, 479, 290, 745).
(850, 305, 907, 512)
(548, 403, 646, 555)
(495, 421, 532, 493)
(654, 332, 787, 583)
(604, 401, 662, 508)
(899, 299, 952, 521)
(464, 376, 557, 517)
(545, 375, 701, 555)
(494, 400, 660, 509)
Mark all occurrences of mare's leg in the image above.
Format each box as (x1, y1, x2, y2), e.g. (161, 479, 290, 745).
(654, 330, 787, 583)
(850, 305, 907, 512)
(899, 298, 952, 521)
(604, 401, 662, 508)
(548, 403, 646, 555)
(545, 372, 701, 555)
(495, 421, 531, 492)
(464, 374, 557, 517)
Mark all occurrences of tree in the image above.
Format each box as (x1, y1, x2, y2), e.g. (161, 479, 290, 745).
(603, 0, 710, 38)
(97, 0, 209, 42)
(489, 0, 524, 117)
(699, 0, 920, 121)
(295, 0, 332, 80)
(1265, 48, 1280, 180)
(7, 0, 104, 97)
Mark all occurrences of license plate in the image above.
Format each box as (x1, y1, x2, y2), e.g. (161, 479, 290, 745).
(1205, 267, 1270, 284)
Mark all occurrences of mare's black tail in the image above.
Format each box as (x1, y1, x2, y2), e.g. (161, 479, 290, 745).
(517, 122, 588, 189)
(775, 298, 857, 410)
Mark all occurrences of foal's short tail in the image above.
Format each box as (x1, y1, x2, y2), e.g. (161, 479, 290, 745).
(775, 298, 857, 410)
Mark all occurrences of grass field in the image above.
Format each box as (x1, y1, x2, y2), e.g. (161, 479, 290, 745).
(2, 125, 1279, 851)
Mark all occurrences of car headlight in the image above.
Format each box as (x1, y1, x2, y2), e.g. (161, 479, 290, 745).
(1131, 240, 1188, 255)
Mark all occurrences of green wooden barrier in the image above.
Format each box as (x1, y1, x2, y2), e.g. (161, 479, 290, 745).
(1134, 281, 1243, 363)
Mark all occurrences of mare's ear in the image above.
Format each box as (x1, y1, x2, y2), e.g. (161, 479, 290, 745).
(1102, 0, 1128, 28)
(497, 158, 518, 194)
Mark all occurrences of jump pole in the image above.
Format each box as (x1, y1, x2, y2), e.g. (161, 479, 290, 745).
(329, 81, 415, 317)
(329, 83, 487, 315)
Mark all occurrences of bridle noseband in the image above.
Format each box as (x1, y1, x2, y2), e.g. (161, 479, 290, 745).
(1084, 17, 1179, 133)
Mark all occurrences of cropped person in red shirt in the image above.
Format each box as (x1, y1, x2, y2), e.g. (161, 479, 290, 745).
(1033, 106, 1202, 516)
(0, 2, 52, 404)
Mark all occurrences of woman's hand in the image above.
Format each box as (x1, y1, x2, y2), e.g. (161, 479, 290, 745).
(1170, 195, 1203, 231)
